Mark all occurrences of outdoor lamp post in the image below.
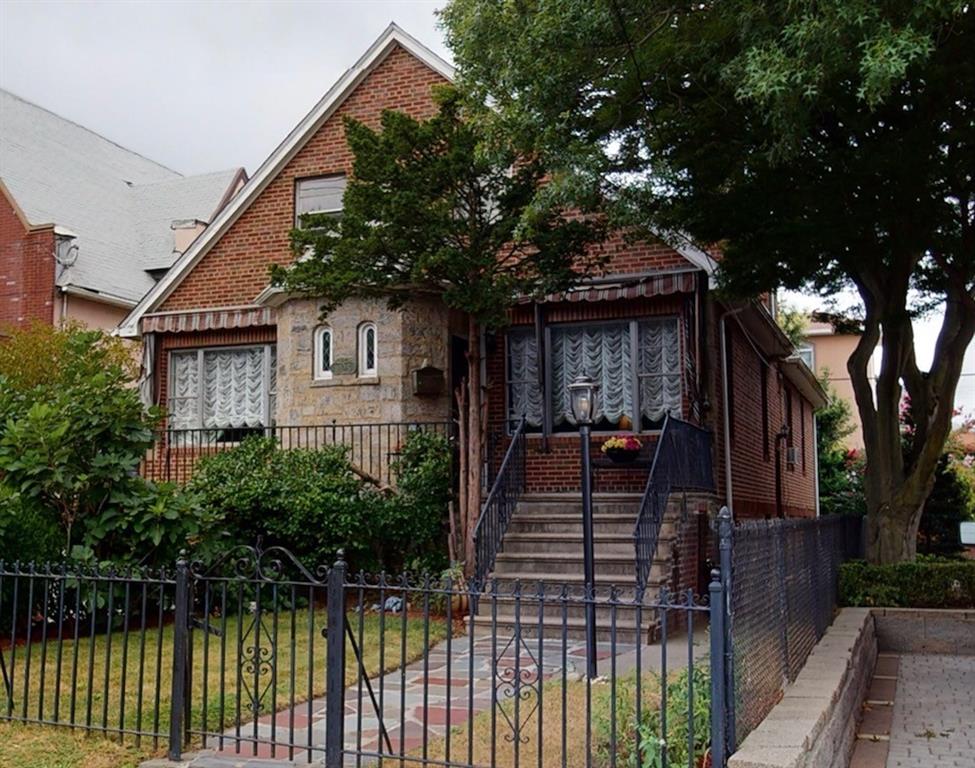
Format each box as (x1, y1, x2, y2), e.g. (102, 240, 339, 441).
(569, 374, 599, 679)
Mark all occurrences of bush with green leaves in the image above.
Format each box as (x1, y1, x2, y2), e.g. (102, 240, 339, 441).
(593, 666, 711, 768)
(840, 560, 975, 608)
(0, 323, 204, 567)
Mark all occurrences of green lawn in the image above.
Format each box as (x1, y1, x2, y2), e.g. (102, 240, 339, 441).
(1, 608, 447, 749)
(0, 722, 146, 768)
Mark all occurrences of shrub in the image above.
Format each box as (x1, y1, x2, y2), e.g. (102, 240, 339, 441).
(188, 431, 453, 573)
(187, 436, 371, 567)
(839, 560, 975, 608)
(593, 666, 711, 768)
(0, 484, 62, 564)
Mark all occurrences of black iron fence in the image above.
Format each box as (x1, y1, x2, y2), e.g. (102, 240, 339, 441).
(142, 421, 453, 486)
(634, 416, 715, 593)
(718, 510, 863, 749)
(0, 545, 730, 767)
(473, 417, 527, 588)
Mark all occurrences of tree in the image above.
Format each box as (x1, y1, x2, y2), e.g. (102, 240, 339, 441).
(271, 89, 603, 571)
(441, 0, 975, 563)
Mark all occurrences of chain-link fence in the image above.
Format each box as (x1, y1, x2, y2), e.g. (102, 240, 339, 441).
(727, 514, 863, 746)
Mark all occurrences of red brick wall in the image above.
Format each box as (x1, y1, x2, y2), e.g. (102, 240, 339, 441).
(708, 314, 817, 519)
(0, 194, 55, 327)
(590, 233, 694, 276)
(486, 292, 819, 517)
(159, 45, 448, 312)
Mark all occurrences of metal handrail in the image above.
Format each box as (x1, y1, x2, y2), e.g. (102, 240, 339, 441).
(472, 417, 527, 588)
(633, 415, 714, 595)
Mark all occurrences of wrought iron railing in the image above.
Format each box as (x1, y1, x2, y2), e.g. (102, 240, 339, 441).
(633, 415, 715, 594)
(472, 417, 527, 588)
(141, 420, 453, 486)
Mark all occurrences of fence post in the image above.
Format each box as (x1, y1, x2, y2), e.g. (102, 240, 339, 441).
(709, 568, 727, 768)
(717, 506, 735, 753)
(168, 550, 190, 761)
(325, 550, 348, 768)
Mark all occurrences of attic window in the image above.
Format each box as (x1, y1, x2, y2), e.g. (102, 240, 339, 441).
(295, 174, 346, 227)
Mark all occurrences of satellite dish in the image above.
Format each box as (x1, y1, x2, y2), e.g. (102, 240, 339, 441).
(56, 241, 79, 267)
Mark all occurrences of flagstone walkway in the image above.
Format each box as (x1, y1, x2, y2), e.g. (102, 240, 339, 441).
(166, 627, 707, 768)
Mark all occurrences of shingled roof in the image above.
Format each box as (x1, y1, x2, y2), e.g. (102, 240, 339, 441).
(0, 88, 244, 305)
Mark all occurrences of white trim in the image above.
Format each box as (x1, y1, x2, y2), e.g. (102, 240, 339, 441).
(60, 284, 138, 308)
(654, 230, 720, 282)
(358, 322, 378, 378)
(313, 325, 334, 380)
(115, 23, 454, 338)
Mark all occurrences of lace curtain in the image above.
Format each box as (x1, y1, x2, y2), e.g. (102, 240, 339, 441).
(550, 324, 633, 427)
(638, 319, 682, 423)
(169, 346, 274, 430)
(506, 319, 682, 429)
(507, 331, 543, 427)
(169, 350, 200, 430)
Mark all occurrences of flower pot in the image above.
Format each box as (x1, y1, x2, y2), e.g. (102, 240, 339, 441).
(450, 592, 469, 616)
(605, 447, 640, 464)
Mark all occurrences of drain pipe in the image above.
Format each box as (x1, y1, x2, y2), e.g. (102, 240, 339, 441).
(719, 308, 746, 517)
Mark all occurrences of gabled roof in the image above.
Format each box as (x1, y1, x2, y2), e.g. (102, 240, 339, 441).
(0, 88, 244, 305)
(116, 23, 454, 337)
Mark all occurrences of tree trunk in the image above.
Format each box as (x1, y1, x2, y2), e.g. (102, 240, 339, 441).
(464, 316, 483, 576)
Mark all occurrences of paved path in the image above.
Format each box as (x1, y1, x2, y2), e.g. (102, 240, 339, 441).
(151, 628, 707, 768)
(885, 654, 975, 768)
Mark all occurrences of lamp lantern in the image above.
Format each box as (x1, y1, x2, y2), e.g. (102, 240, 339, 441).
(569, 374, 599, 425)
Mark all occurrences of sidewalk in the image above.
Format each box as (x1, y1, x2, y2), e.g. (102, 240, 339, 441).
(150, 627, 707, 768)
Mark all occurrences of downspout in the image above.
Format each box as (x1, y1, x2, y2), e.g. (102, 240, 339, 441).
(719, 308, 746, 517)
(813, 417, 821, 517)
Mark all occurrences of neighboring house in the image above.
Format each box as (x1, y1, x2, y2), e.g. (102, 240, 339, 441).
(799, 311, 875, 450)
(0, 88, 246, 332)
(118, 25, 826, 623)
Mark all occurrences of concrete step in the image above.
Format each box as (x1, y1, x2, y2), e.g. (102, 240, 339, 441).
(493, 552, 668, 580)
(473, 593, 671, 626)
(506, 515, 643, 536)
(499, 532, 637, 556)
(470, 613, 648, 643)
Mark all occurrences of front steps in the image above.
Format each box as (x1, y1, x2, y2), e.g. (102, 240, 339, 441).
(471, 493, 682, 642)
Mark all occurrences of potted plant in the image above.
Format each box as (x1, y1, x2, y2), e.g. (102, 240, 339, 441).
(438, 562, 468, 616)
(601, 434, 643, 463)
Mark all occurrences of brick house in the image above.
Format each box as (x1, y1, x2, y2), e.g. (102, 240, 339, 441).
(119, 25, 825, 621)
(0, 89, 245, 332)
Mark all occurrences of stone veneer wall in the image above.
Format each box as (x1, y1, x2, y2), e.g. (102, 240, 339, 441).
(274, 295, 452, 426)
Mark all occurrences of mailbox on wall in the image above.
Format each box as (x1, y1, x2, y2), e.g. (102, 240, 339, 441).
(412, 366, 444, 397)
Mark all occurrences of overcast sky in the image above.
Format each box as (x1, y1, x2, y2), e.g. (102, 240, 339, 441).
(1, 0, 971, 415)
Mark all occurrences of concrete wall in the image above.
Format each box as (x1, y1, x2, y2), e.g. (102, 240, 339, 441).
(57, 293, 130, 332)
(729, 608, 876, 768)
(872, 608, 975, 655)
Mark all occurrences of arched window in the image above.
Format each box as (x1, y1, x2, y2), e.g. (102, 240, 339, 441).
(313, 325, 333, 380)
(358, 322, 377, 377)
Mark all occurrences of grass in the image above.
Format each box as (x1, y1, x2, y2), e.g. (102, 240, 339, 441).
(1, 605, 447, 752)
(416, 673, 666, 768)
(0, 722, 146, 768)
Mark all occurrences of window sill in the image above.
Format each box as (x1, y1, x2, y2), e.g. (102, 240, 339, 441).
(521, 429, 664, 440)
(310, 376, 380, 388)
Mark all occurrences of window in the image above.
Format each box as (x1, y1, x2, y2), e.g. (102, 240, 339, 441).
(797, 344, 815, 371)
(295, 174, 346, 227)
(506, 318, 681, 432)
(358, 323, 377, 377)
(168, 345, 276, 441)
(313, 326, 333, 380)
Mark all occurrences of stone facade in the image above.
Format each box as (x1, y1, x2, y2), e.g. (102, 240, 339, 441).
(274, 295, 452, 426)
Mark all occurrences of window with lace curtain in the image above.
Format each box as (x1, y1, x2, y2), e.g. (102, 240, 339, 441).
(168, 345, 276, 441)
(507, 318, 682, 432)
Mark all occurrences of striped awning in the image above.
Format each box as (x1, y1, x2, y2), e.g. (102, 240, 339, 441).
(518, 270, 697, 305)
(140, 306, 274, 334)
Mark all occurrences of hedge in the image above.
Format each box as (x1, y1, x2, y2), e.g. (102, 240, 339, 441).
(839, 559, 975, 608)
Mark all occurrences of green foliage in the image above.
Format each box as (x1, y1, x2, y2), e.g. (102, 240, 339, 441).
(918, 454, 975, 555)
(839, 560, 975, 608)
(0, 324, 170, 562)
(593, 666, 711, 768)
(442, 0, 975, 563)
(776, 301, 809, 349)
(0, 485, 61, 565)
(272, 88, 603, 331)
(817, 376, 865, 517)
(188, 432, 452, 572)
